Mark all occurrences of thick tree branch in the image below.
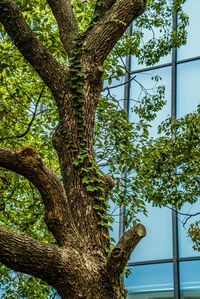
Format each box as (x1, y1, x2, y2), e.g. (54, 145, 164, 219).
(0, 146, 80, 247)
(47, 0, 79, 55)
(94, 0, 116, 19)
(0, 226, 109, 298)
(0, 226, 63, 285)
(83, 0, 146, 63)
(0, 0, 67, 95)
(106, 224, 146, 276)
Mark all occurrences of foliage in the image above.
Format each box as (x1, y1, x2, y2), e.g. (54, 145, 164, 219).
(135, 107, 200, 209)
(0, 268, 57, 299)
(188, 221, 200, 252)
(0, 0, 194, 297)
(104, 0, 188, 80)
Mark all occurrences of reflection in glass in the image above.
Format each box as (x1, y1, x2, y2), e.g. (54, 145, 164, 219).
(177, 0, 200, 60)
(177, 60, 200, 117)
(180, 260, 200, 298)
(125, 263, 173, 293)
(129, 203, 172, 262)
(128, 66, 172, 262)
(180, 290, 200, 299)
(131, 25, 171, 71)
(178, 201, 200, 258)
(129, 67, 171, 137)
(127, 290, 174, 299)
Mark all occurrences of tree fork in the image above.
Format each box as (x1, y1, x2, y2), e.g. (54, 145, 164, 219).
(0, 0, 147, 296)
(0, 146, 81, 247)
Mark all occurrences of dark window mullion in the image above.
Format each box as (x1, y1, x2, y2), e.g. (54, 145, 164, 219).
(119, 25, 133, 239)
(171, 8, 180, 299)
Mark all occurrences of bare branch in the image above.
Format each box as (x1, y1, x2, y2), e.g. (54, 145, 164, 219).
(15, 87, 45, 138)
(47, 0, 79, 55)
(0, 146, 79, 246)
(0, 87, 45, 141)
(166, 205, 200, 227)
(0, 0, 67, 94)
(102, 76, 136, 92)
(106, 224, 146, 275)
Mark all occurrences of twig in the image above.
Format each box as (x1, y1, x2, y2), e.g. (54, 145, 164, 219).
(16, 87, 45, 138)
(102, 76, 136, 92)
(0, 87, 45, 141)
(166, 205, 200, 227)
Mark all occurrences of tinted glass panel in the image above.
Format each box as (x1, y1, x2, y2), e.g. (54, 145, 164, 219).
(177, 60, 200, 257)
(131, 26, 171, 71)
(178, 201, 200, 258)
(127, 291, 174, 299)
(128, 67, 172, 262)
(180, 290, 200, 299)
(177, 60, 200, 117)
(177, 0, 200, 60)
(129, 67, 171, 137)
(180, 260, 200, 298)
(129, 204, 172, 262)
(125, 263, 173, 293)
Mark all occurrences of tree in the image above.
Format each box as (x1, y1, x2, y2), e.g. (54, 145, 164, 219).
(0, 0, 188, 298)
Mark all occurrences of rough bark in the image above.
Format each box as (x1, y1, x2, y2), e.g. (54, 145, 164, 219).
(107, 224, 146, 276)
(83, 0, 147, 63)
(94, 0, 116, 19)
(0, 0, 147, 297)
(0, 146, 80, 247)
(0, 225, 145, 299)
(47, 0, 79, 55)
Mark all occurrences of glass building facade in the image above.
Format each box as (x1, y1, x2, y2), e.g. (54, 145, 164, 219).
(118, 0, 200, 298)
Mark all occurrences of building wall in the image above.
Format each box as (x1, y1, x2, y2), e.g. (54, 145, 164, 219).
(124, 1, 200, 298)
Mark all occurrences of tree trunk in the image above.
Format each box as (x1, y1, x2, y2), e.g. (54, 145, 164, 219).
(0, 0, 147, 297)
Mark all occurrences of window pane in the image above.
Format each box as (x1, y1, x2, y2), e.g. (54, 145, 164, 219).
(180, 260, 200, 298)
(128, 67, 172, 262)
(131, 50, 171, 72)
(127, 290, 174, 299)
(131, 25, 171, 71)
(125, 263, 173, 293)
(129, 67, 171, 137)
(129, 204, 172, 262)
(177, 60, 200, 117)
(177, 0, 200, 60)
(178, 201, 200, 258)
(181, 290, 200, 299)
(177, 60, 200, 257)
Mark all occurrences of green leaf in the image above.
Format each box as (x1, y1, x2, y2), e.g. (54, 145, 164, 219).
(86, 185, 98, 192)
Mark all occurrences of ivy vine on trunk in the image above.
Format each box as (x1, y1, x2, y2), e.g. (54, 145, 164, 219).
(0, 0, 147, 298)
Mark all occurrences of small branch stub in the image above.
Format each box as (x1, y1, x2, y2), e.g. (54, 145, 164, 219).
(106, 224, 146, 275)
(136, 223, 146, 237)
